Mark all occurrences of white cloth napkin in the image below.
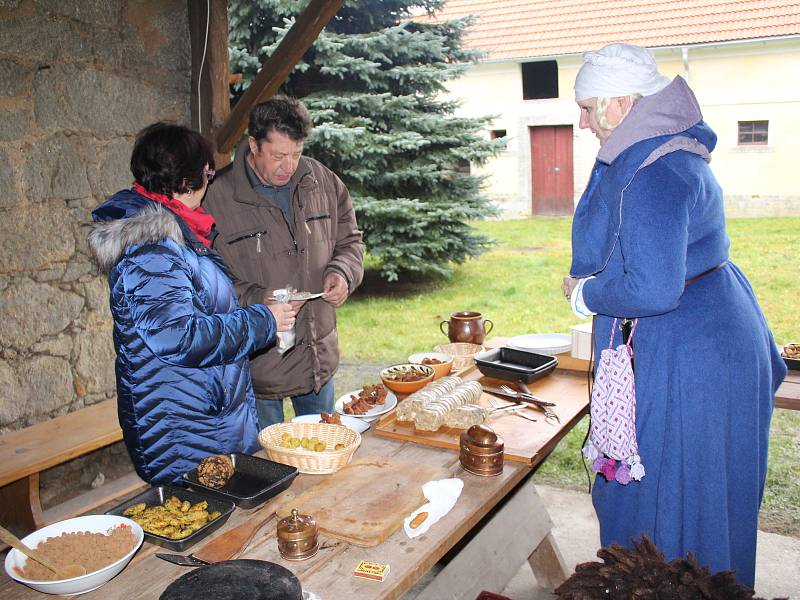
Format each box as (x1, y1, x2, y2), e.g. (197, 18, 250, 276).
(404, 478, 464, 538)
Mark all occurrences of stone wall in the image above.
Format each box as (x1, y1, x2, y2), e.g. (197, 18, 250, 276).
(0, 0, 191, 507)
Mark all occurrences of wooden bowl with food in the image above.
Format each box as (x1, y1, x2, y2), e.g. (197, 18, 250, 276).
(408, 351, 453, 380)
(380, 363, 435, 394)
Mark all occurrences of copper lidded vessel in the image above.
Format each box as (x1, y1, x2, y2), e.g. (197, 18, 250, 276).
(277, 508, 318, 561)
(459, 424, 504, 476)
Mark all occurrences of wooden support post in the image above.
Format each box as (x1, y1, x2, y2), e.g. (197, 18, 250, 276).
(413, 476, 568, 599)
(213, 0, 345, 156)
(0, 475, 44, 537)
(528, 530, 569, 590)
(188, 0, 232, 168)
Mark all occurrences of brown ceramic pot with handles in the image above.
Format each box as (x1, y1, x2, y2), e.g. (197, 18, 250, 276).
(440, 311, 494, 345)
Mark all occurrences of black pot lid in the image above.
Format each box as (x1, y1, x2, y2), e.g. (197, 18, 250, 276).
(159, 560, 302, 600)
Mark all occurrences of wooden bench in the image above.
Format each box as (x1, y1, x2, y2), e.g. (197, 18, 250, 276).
(0, 399, 144, 536)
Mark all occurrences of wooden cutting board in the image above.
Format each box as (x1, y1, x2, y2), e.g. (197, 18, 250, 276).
(276, 456, 448, 547)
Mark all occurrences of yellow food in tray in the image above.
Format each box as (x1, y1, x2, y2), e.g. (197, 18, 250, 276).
(123, 495, 221, 539)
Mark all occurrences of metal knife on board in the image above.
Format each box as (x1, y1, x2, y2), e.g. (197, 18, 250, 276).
(156, 553, 210, 567)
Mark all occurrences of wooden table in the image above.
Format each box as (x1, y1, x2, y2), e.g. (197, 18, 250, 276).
(3, 354, 795, 599)
(0, 362, 592, 599)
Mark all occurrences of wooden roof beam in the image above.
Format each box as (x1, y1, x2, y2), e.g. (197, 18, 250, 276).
(214, 0, 345, 156)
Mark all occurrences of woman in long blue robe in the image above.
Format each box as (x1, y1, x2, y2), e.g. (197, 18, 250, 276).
(563, 44, 787, 587)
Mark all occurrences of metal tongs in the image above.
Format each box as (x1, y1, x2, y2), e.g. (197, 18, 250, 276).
(487, 399, 537, 423)
(480, 385, 555, 407)
(500, 385, 556, 406)
(483, 383, 561, 424)
(509, 383, 561, 424)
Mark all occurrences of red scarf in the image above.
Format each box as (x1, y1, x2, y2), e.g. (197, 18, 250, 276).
(132, 182, 215, 248)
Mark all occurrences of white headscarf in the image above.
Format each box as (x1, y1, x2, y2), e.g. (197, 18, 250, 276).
(574, 43, 671, 101)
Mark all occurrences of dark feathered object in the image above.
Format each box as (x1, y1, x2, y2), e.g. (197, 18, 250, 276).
(554, 535, 787, 600)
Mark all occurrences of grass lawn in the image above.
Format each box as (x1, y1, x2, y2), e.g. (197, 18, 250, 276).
(337, 216, 800, 536)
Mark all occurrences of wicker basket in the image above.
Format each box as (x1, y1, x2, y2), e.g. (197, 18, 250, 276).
(434, 342, 485, 372)
(258, 422, 361, 474)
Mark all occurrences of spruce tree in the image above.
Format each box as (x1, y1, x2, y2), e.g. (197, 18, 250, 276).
(229, 0, 504, 281)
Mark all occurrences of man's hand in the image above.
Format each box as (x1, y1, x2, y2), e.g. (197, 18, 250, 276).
(322, 272, 348, 307)
(267, 302, 296, 332)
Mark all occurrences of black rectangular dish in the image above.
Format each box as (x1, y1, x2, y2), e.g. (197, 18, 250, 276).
(181, 453, 298, 509)
(784, 356, 800, 371)
(475, 347, 559, 383)
(105, 484, 234, 551)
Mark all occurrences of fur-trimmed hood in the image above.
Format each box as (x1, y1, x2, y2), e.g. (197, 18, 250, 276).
(88, 191, 185, 273)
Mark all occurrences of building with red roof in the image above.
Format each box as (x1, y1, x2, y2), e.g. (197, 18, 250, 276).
(419, 0, 800, 216)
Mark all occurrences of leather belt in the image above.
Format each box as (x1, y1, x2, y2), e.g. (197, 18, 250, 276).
(685, 260, 727, 285)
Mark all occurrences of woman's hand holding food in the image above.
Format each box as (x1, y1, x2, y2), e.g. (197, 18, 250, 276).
(268, 302, 296, 332)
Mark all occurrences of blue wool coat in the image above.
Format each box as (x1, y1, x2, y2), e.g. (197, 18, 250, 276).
(89, 191, 276, 484)
(570, 78, 787, 586)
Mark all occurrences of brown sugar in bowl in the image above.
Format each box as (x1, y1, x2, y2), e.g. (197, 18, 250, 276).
(4, 515, 144, 596)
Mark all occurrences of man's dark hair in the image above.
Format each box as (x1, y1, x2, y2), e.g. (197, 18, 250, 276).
(130, 122, 214, 196)
(248, 95, 313, 144)
(555, 536, 785, 600)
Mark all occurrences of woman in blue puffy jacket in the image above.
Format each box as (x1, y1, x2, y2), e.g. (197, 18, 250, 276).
(88, 122, 295, 484)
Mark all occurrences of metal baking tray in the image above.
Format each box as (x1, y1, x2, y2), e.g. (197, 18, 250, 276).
(474, 347, 559, 383)
(105, 485, 234, 551)
(181, 453, 298, 509)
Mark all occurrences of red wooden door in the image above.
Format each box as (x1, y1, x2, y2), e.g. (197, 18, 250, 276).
(530, 125, 574, 215)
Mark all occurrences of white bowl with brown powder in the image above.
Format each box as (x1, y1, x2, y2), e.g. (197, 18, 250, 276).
(4, 514, 144, 595)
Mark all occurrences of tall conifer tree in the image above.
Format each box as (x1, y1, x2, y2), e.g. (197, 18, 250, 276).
(229, 0, 503, 281)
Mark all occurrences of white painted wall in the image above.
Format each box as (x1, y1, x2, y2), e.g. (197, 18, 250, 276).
(444, 39, 800, 217)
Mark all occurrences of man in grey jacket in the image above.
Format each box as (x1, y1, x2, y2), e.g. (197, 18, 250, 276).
(205, 96, 365, 428)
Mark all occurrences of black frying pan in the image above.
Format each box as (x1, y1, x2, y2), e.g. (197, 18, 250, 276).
(159, 559, 302, 600)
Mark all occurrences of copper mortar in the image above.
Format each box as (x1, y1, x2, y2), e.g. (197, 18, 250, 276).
(459, 424, 504, 476)
(277, 508, 319, 561)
